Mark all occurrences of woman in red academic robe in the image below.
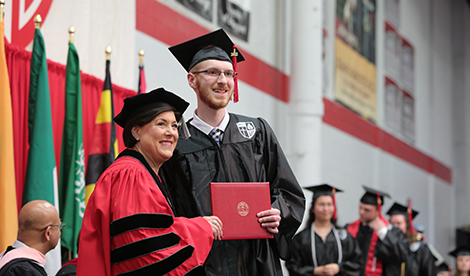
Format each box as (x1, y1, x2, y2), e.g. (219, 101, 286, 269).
(77, 88, 222, 276)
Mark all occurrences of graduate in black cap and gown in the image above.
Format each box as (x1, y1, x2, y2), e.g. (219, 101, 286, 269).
(77, 88, 222, 276)
(285, 184, 362, 276)
(161, 29, 305, 276)
(449, 245, 470, 276)
(346, 186, 409, 276)
(387, 202, 436, 276)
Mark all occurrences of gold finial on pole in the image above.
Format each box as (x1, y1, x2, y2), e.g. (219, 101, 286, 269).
(138, 49, 144, 67)
(105, 45, 112, 60)
(68, 26, 75, 44)
(0, 0, 5, 23)
(34, 14, 42, 29)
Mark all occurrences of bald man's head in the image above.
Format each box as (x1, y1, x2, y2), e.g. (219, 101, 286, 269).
(18, 200, 61, 255)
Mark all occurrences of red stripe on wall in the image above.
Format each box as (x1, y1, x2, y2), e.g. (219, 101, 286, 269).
(135, 0, 289, 102)
(323, 98, 452, 184)
(323, 98, 379, 147)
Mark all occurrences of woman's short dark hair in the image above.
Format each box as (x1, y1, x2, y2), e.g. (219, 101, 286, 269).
(122, 102, 180, 148)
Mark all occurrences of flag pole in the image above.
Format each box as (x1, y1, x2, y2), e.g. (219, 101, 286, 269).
(106, 45, 111, 61)
(69, 26, 75, 44)
(139, 49, 144, 67)
(0, 0, 5, 22)
(34, 14, 42, 29)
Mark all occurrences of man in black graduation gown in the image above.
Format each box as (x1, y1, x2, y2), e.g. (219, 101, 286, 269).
(346, 186, 409, 276)
(387, 202, 436, 276)
(161, 29, 305, 276)
(0, 200, 62, 276)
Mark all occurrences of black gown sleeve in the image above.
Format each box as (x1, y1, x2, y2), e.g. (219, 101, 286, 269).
(414, 243, 437, 276)
(338, 231, 363, 276)
(285, 229, 314, 276)
(258, 118, 306, 260)
(375, 225, 409, 265)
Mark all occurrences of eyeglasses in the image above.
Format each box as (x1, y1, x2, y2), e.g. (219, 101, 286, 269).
(42, 222, 66, 231)
(193, 68, 238, 79)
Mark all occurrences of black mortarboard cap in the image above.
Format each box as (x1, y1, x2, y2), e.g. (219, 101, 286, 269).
(449, 245, 470, 258)
(386, 202, 419, 219)
(436, 261, 449, 272)
(360, 185, 391, 206)
(168, 28, 245, 72)
(305, 184, 343, 220)
(114, 87, 189, 128)
(304, 184, 343, 199)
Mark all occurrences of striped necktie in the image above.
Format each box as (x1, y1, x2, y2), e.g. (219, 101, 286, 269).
(209, 128, 223, 146)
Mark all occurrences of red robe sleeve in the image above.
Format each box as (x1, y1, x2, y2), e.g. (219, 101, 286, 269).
(77, 156, 213, 276)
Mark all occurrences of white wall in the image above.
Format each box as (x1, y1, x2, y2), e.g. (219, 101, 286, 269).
(39, 0, 136, 90)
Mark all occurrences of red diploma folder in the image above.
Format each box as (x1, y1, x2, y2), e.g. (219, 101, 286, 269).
(210, 182, 273, 240)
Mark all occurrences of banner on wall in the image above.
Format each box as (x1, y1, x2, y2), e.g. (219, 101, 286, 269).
(217, 0, 250, 41)
(385, 77, 402, 132)
(401, 38, 415, 93)
(176, 0, 213, 22)
(385, 22, 401, 81)
(334, 37, 376, 122)
(402, 90, 415, 141)
(385, 0, 400, 28)
(334, 0, 377, 122)
(335, 0, 376, 63)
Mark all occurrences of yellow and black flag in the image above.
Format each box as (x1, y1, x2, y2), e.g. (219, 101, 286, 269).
(85, 48, 118, 204)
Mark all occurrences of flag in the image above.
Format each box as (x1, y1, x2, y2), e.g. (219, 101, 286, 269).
(23, 26, 61, 275)
(0, 18, 18, 252)
(59, 41, 85, 257)
(85, 59, 118, 204)
(138, 64, 146, 94)
(138, 49, 146, 94)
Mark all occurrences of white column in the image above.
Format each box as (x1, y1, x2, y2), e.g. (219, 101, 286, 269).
(289, 0, 324, 224)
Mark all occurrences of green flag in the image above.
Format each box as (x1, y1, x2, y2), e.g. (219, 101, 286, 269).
(23, 27, 61, 274)
(59, 42, 85, 257)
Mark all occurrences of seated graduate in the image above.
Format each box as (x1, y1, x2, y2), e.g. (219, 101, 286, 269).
(77, 88, 223, 276)
(449, 245, 470, 276)
(387, 201, 436, 275)
(286, 184, 362, 276)
(345, 185, 409, 276)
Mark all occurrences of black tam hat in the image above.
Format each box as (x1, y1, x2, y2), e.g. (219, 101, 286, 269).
(114, 87, 190, 139)
(169, 29, 245, 102)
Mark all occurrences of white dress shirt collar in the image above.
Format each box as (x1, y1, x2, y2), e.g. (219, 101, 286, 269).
(190, 109, 230, 135)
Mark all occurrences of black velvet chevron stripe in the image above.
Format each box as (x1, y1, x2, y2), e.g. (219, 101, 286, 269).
(111, 233, 181, 264)
(183, 265, 205, 276)
(116, 245, 195, 276)
(110, 213, 173, 238)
